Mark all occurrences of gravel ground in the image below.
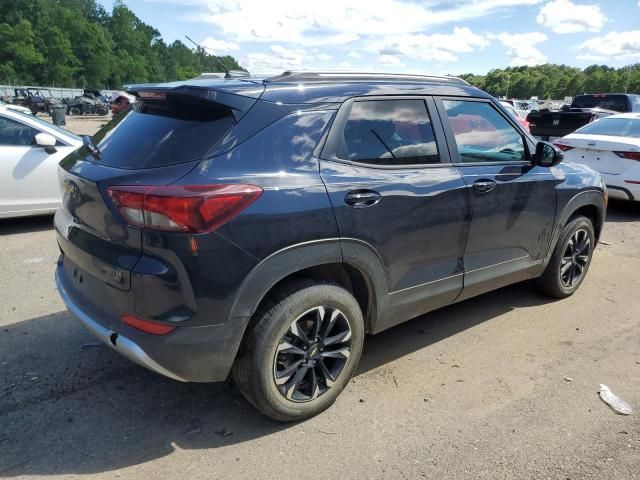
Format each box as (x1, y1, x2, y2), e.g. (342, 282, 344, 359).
(39, 112, 111, 136)
(1, 196, 639, 478)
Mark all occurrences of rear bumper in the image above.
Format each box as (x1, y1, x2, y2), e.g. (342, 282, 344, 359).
(603, 173, 640, 201)
(55, 264, 250, 382)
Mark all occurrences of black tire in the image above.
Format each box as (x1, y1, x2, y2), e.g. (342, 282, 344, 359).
(536, 216, 595, 298)
(232, 279, 364, 422)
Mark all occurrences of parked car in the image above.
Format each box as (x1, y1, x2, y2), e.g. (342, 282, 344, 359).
(54, 72, 606, 421)
(500, 100, 530, 132)
(554, 113, 640, 201)
(0, 105, 82, 218)
(0, 99, 33, 115)
(527, 93, 640, 139)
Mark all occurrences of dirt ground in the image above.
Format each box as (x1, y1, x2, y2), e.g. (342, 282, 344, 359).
(0, 200, 638, 479)
(39, 112, 111, 136)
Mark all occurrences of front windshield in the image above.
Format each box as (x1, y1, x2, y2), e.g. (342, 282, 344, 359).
(10, 109, 81, 140)
(576, 117, 640, 138)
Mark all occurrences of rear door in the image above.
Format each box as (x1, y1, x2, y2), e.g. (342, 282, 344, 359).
(320, 96, 470, 330)
(435, 97, 558, 300)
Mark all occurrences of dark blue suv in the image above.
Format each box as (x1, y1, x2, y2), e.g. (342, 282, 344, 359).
(54, 72, 606, 421)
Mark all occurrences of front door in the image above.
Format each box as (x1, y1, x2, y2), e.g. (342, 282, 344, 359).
(0, 114, 62, 215)
(320, 97, 470, 330)
(435, 97, 558, 300)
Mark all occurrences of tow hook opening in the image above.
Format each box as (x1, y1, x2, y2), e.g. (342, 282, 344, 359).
(109, 332, 118, 346)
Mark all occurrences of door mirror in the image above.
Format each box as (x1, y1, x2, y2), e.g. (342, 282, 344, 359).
(535, 141, 562, 167)
(34, 132, 57, 154)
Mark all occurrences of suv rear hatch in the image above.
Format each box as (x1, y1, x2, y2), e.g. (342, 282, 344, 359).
(55, 82, 263, 328)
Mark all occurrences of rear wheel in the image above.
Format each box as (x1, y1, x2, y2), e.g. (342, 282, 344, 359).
(232, 280, 364, 421)
(536, 216, 595, 298)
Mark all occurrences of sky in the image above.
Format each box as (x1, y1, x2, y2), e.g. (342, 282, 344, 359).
(102, 0, 640, 75)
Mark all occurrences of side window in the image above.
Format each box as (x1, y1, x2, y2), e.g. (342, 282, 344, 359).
(337, 99, 440, 166)
(442, 100, 526, 163)
(0, 116, 39, 146)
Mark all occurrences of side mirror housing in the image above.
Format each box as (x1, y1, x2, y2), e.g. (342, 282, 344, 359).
(34, 132, 57, 154)
(535, 141, 563, 167)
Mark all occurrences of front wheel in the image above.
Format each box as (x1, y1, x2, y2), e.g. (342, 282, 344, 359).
(232, 280, 364, 422)
(536, 216, 595, 298)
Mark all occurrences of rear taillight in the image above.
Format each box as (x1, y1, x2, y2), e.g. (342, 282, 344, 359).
(107, 184, 262, 233)
(121, 314, 176, 335)
(553, 143, 574, 151)
(614, 151, 640, 161)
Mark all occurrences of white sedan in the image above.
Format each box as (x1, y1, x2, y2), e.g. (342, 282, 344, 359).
(554, 113, 640, 202)
(0, 105, 82, 218)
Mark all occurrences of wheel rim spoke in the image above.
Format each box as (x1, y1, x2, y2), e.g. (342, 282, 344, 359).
(317, 359, 336, 387)
(560, 228, 591, 288)
(290, 318, 310, 344)
(277, 341, 306, 356)
(322, 345, 351, 360)
(275, 359, 304, 385)
(285, 364, 310, 400)
(273, 305, 352, 403)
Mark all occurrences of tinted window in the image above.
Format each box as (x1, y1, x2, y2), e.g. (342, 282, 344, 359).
(86, 94, 235, 169)
(571, 95, 629, 112)
(337, 99, 440, 165)
(576, 117, 640, 138)
(0, 115, 39, 146)
(442, 100, 526, 163)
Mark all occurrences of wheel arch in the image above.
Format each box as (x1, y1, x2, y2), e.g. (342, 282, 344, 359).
(539, 189, 606, 273)
(227, 239, 388, 349)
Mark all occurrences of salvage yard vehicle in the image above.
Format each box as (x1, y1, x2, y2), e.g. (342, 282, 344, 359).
(0, 105, 81, 218)
(0, 99, 33, 115)
(527, 93, 640, 139)
(64, 91, 109, 116)
(54, 72, 606, 421)
(11, 88, 62, 115)
(554, 113, 640, 202)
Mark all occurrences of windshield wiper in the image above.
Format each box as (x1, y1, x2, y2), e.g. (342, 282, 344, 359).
(83, 135, 102, 160)
(370, 129, 397, 160)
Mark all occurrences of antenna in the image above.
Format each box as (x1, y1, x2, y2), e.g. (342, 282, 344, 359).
(185, 35, 230, 78)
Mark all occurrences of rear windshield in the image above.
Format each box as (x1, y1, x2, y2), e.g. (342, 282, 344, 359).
(576, 117, 640, 138)
(571, 95, 629, 112)
(88, 94, 235, 169)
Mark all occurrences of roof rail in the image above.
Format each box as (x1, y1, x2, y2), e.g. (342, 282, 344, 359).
(264, 71, 469, 86)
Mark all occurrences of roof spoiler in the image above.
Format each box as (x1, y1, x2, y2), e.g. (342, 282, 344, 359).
(123, 82, 263, 121)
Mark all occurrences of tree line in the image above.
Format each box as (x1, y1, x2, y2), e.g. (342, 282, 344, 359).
(0, 0, 243, 89)
(459, 64, 640, 100)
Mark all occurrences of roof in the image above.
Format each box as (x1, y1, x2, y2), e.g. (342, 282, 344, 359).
(124, 70, 489, 105)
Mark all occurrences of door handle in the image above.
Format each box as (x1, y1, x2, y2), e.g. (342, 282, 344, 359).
(472, 179, 497, 194)
(344, 189, 382, 208)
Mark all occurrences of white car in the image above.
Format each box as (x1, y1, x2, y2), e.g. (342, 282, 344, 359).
(554, 113, 640, 202)
(0, 105, 82, 218)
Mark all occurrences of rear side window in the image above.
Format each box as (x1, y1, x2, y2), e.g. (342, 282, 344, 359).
(571, 95, 629, 112)
(442, 100, 526, 163)
(90, 94, 235, 169)
(337, 99, 440, 166)
(576, 117, 640, 138)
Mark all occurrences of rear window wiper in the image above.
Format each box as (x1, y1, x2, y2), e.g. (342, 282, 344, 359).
(83, 135, 102, 160)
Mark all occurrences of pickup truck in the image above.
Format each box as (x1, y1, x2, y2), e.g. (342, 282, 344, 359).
(527, 93, 640, 139)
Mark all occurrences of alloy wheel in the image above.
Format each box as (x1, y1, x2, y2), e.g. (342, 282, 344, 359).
(273, 305, 352, 402)
(560, 228, 590, 288)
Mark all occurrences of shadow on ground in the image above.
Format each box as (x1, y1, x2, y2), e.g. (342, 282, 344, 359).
(0, 215, 54, 235)
(604, 199, 640, 223)
(0, 281, 550, 477)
